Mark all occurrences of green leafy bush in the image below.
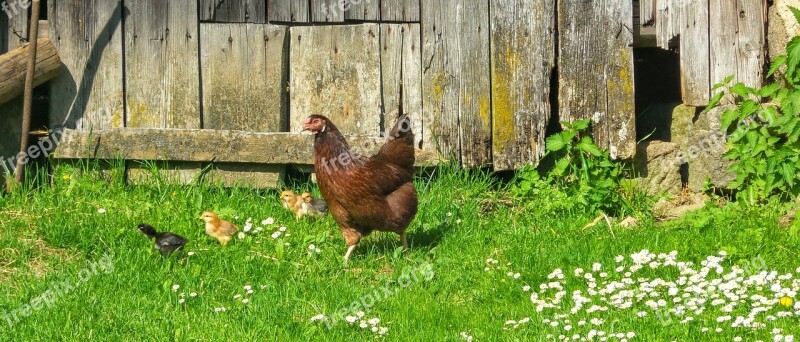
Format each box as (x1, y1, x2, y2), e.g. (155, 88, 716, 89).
(706, 6, 800, 203)
(510, 119, 641, 216)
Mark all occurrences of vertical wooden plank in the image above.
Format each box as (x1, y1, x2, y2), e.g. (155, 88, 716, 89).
(656, 0, 682, 49)
(268, 0, 309, 22)
(198, 23, 289, 187)
(490, 0, 555, 170)
(3, 0, 27, 50)
(640, 0, 655, 25)
(381, 0, 420, 22)
(125, 0, 200, 129)
(380, 24, 426, 152)
(289, 25, 382, 137)
(310, 0, 345, 22)
(709, 0, 738, 93)
(422, 0, 491, 167)
(346, 0, 380, 21)
(48, 0, 125, 130)
(558, 0, 636, 160)
(199, 0, 267, 23)
(736, 0, 764, 89)
(201, 23, 286, 132)
(679, 0, 710, 106)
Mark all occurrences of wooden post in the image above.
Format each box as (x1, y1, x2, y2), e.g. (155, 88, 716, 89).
(13, 0, 41, 185)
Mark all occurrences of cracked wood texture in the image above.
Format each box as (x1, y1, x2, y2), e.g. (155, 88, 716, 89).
(490, 0, 555, 170)
(124, 0, 200, 129)
(380, 23, 428, 154)
(268, 0, 309, 22)
(558, 0, 635, 160)
(289, 25, 382, 136)
(382, 0, 420, 22)
(200, 23, 287, 187)
(48, 0, 125, 130)
(199, 0, 267, 23)
(422, 0, 492, 167)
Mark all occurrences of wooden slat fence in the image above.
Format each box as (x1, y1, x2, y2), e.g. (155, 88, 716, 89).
(0, 0, 768, 187)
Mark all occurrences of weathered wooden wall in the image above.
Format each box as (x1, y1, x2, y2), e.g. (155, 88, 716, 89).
(24, 0, 767, 187)
(637, 0, 765, 106)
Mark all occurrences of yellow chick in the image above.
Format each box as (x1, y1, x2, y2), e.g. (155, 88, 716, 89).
(199, 211, 238, 246)
(280, 190, 304, 221)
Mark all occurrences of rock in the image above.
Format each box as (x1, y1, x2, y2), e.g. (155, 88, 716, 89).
(669, 104, 735, 191)
(686, 129, 734, 191)
(768, 0, 800, 73)
(634, 140, 682, 196)
(619, 216, 639, 228)
(652, 192, 709, 221)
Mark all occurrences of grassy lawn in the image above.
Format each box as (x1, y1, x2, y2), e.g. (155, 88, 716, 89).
(0, 163, 799, 341)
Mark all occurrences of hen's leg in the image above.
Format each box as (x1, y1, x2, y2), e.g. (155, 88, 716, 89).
(342, 228, 361, 262)
(400, 232, 409, 251)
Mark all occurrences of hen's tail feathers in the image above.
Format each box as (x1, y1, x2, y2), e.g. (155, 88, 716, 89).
(374, 114, 415, 170)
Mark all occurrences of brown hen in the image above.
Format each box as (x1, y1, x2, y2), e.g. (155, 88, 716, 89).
(302, 114, 418, 261)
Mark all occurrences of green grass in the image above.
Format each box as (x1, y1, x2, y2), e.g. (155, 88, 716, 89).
(0, 163, 799, 341)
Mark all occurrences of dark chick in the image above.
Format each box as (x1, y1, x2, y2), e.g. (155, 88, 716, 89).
(137, 223, 188, 256)
(301, 192, 329, 218)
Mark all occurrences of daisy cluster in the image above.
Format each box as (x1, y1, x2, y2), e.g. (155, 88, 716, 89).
(232, 284, 255, 305)
(309, 312, 389, 337)
(344, 312, 389, 337)
(236, 217, 275, 240)
(171, 284, 198, 305)
(510, 250, 800, 340)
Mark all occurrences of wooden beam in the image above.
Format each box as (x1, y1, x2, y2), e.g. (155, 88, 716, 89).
(0, 38, 61, 106)
(52, 129, 444, 166)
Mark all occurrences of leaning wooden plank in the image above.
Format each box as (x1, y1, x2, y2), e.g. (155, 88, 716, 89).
(345, 0, 380, 21)
(199, 0, 267, 23)
(735, 0, 764, 89)
(382, 0, 420, 22)
(289, 25, 381, 136)
(558, 0, 636, 159)
(380, 24, 427, 154)
(201, 23, 286, 132)
(310, 0, 345, 22)
(422, 0, 492, 167)
(48, 0, 124, 130)
(679, 0, 710, 106)
(125, 0, 201, 129)
(200, 23, 287, 187)
(0, 38, 61, 106)
(490, 0, 555, 170)
(53, 129, 444, 166)
(268, 0, 309, 22)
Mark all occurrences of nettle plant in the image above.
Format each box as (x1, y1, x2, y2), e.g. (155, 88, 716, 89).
(706, 6, 800, 203)
(511, 119, 636, 216)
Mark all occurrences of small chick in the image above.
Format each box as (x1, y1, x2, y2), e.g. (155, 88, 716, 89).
(137, 223, 188, 256)
(301, 192, 329, 218)
(199, 211, 238, 246)
(280, 190, 304, 221)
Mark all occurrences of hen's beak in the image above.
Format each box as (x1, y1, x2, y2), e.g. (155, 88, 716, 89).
(301, 118, 317, 134)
